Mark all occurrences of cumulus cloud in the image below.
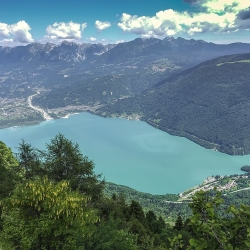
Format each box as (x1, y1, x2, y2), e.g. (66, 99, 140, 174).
(118, 0, 250, 37)
(0, 23, 10, 38)
(95, 20, 111, 31)
(118, 10, 186, 37)
(46, 21, 87, 39)
(11, 21, 34, 43)
(89, 37, 97, 41)
(0, 21, 34, 44)
(198, 0, 249, 14)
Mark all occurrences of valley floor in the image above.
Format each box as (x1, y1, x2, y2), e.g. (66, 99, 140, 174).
(27, 91, 52, 121)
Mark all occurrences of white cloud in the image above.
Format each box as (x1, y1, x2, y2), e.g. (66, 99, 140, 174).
(81, 23, 87, 30)
(200, 0, 249, 14)
(118, 10, 188, 37)
(95, 20, 111, 31)
(117, 0, 250, 37)
(38, 35, 61, 44)
(46, 21, 87, 39)
(0, 21, 34, 44)
(2, 39, 13, 42)
(89, 37, 97, 41)
(11, 21, 34, 43)
(114, 40, 125, 44)
(0, 23, 10, 38)
(0, 39, 14, 47)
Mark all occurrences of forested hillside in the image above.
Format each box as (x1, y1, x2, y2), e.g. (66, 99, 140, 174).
(32, 75, 134, 110)
(1, 136, 250, 249)
(97, 53, 250, 155)
(2, 38, 250, 129)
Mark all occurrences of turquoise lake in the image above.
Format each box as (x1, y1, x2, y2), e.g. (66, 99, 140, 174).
(1, 112, 250, 194)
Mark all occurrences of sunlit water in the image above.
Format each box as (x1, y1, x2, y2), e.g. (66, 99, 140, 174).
(1, 112, 250, 194)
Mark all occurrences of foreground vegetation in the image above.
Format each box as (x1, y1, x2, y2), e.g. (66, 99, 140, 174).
(1, 135, 250, 249)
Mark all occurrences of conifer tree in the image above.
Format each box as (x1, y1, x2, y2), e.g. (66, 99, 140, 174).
(174, 215, 183, 231)
(42, 134, 104, 200)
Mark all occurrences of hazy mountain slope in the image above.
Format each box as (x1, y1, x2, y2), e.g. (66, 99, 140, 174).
(96, 53, 250, 155)
(30, 39, 250, 112)
(93, 37, 250, 68)
(2, 38, 250, 129)
(33, 75, 133, 110)
(0, 41, 114, 64)
(1, 37, 250, 95)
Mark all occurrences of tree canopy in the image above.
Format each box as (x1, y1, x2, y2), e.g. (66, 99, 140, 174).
(1, 136, 250, 249)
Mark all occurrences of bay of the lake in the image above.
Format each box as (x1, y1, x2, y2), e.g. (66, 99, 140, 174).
(1, 112, 250, 194)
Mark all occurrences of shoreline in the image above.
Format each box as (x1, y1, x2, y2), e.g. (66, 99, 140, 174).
(0, 104, 248, 156)
(61, 112, 79, 119)
(0, 110, 248, 196)
(95, 111, 245, 156)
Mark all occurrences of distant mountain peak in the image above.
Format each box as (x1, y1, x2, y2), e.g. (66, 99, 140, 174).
(0, 37, 250, 65)
(0, 41, 116, 64)
(61, 40, 82, 47)
(163, 36, 175, 41)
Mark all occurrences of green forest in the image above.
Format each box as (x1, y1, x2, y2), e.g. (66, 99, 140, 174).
(97, 54, 250, 156)
(1, 135, 250, 250)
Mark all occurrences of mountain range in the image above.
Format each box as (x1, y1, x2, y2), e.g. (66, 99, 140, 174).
(0, 41, 115, 64)
(1, 37, 250, 66)
(2, 37, 250, 154)
(1, 37, 250, 98)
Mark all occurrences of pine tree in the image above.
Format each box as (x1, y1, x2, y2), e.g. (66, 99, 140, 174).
(174, 215, 183, 231)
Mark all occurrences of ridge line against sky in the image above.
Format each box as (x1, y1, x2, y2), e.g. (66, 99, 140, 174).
(0, 0, 249, 47)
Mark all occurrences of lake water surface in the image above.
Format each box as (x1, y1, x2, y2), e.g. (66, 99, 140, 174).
(1, 112, 250, 194)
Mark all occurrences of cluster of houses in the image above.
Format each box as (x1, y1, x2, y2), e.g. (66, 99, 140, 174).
(179, 175, 249, 200)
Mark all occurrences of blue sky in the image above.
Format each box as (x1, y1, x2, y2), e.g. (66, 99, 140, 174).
(0, 0, 250, 46)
